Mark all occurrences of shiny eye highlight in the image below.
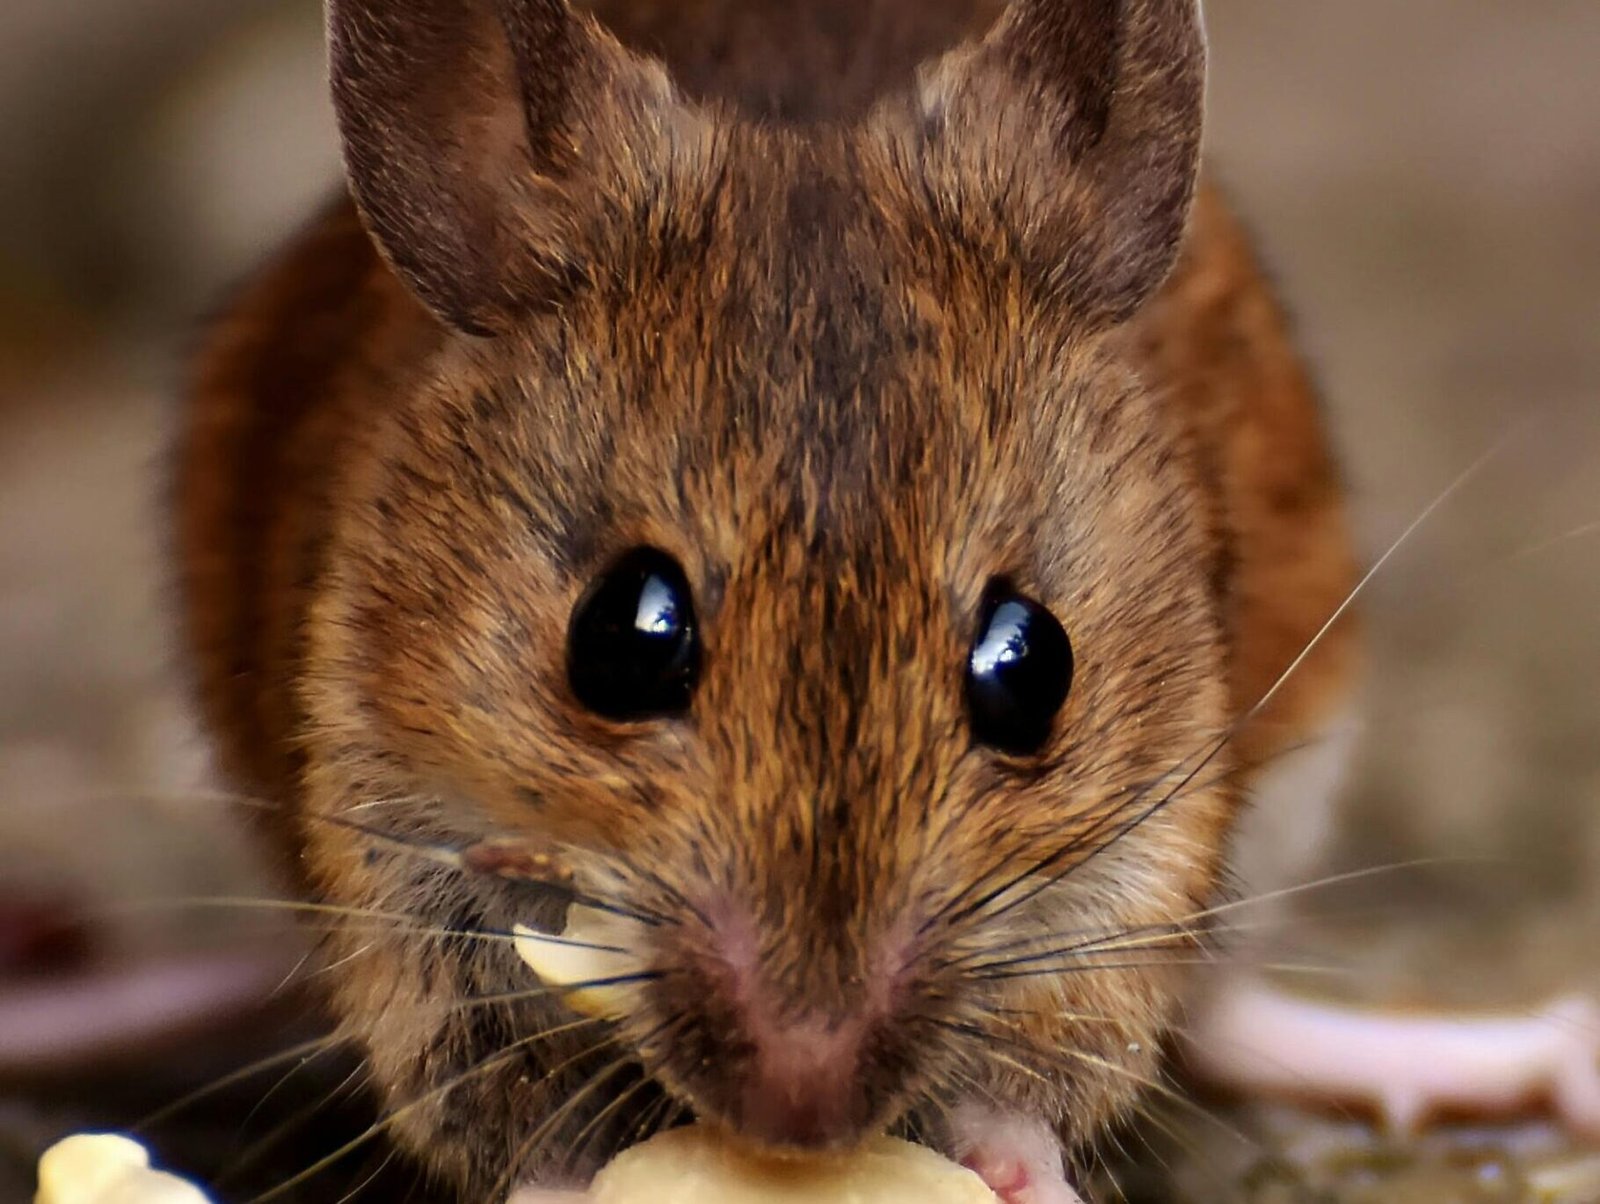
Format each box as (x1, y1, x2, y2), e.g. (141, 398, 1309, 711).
(567, 547, 700, 721)
(965, 583, 1074, 754)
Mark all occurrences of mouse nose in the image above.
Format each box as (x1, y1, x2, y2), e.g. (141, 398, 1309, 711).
(735, 1014, 869, 1148)
(649, 897, 915, 1149)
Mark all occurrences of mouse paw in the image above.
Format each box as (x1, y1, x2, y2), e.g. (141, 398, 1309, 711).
(1182, 976, 1600, 1138)
(948, 1105, 1087, 1204)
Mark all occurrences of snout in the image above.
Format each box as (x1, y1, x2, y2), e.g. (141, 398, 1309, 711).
(734, 1012, 876, 1147)
(643, 903, 915, 1151)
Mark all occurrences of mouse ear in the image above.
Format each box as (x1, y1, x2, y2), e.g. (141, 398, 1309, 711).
(889, 0, 1205, 329)
(327, 0, 706, 335)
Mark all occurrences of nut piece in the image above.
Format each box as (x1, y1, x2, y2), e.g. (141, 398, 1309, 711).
(35, 1134, 210, 1204)
(585, 1126, 1000, 1204)
(512, 903, 644, 1019)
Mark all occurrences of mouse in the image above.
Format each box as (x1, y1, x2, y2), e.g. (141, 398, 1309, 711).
(172, 0, 1365, 1199)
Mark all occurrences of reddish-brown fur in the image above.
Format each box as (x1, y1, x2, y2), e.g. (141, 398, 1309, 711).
(175, 0, 1358, 1196)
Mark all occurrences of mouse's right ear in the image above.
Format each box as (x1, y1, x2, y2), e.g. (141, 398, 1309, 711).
(327, 0, 709, 335)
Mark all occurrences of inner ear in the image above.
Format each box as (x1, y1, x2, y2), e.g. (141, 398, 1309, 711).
(886, 0, 1206, 328)
(327, 0, 700, 335)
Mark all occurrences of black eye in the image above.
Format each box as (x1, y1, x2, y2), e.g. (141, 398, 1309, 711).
(567, 547, 700, 721)
(965, 584, 1074, 755)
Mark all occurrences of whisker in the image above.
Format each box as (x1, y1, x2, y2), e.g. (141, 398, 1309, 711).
(498, 1028, 663, 1199)
(963, 925, 1349, 978)
(560, 1072, 656, 1181)
(1392, 514, 1600, 614)
(113, 896, 439, 926)
(232, 1052, 369, 1167)
(1000, 734, 1235, 919)
(1249, 433, 1515, 728)
(510, 932, 634, 955)
(953, 711, 1259, 936)
(455, 970, 665, 1009)
(312, 940, 378, 979)
(928, 755, 1299, 973)
(927, 1020, 1051, 1086)
(334, 1146, 398, 1204)
(266, 947, 318, 1000)
(1165, 856, 1470, 930)
(101, 790, 473, 875)
(482, 1020, 651, 1201)
(963, 937, 1209, 977)
(943, 1009, 1266, 1164)
(215, 1059, 375, 1189)
(1115, 1092, 1241, 1201)
(133, 1034, 351, 1132)
(944, 433, 1518, 935)
(1501, 517, 1600, 563)
(111, 896, 634, 954)
(245, 1017, 610, 1203)
(1050, 1043, 1259, 1155)
(962, 856, 1459, 977)
(102, 790, 668, 926)
(608, 1088, 676, 1158)
(927, 771, 1182, 937)
(953, 691, 1332, 940)
(972, 957, 1349, 983)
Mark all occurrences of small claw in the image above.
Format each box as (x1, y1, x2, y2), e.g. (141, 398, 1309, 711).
(1183, 976, 1600, 1138)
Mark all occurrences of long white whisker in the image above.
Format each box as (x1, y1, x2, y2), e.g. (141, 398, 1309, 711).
(1249, 434, 1514, 725)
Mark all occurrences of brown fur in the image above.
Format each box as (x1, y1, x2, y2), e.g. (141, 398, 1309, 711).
(174, 0, 1358, 1196)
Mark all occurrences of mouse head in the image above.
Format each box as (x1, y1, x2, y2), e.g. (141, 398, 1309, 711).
(302, 0, 1227, 1190)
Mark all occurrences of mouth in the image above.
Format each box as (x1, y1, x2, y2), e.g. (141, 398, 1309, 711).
(512, 905, 1084, 1203)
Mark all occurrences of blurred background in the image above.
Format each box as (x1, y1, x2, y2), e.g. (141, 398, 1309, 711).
(0, 1, 1597, 1200)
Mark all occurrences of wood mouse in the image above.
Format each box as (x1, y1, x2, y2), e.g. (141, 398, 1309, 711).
(173, 0, 1364, 1199)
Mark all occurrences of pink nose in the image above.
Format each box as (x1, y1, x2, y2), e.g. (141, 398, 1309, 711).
(737, 1014, 866, 1148)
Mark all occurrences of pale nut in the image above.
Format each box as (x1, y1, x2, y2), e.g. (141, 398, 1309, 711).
(585, 1125, 1000, 1204)
(512, 902, 644, 1020)
(35, 1134, 210, 1204)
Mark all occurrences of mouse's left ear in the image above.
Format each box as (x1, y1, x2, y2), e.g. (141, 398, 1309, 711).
(327, 0, 713, 335)
(882, 0, 1205, 330)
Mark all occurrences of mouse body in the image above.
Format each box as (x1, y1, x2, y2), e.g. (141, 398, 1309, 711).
(174, 0, 1359, 1198)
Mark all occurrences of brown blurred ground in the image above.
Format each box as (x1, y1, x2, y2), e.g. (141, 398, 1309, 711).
(0, 1, 1597, 1199)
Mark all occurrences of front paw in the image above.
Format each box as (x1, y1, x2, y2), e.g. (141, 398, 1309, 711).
(948, 1104, 1087, 1204)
